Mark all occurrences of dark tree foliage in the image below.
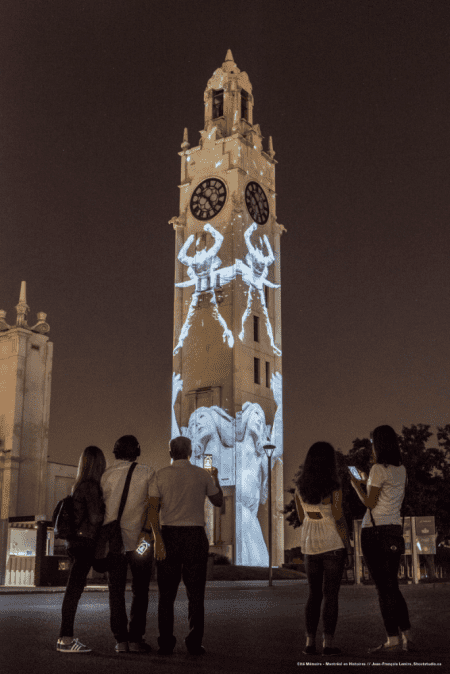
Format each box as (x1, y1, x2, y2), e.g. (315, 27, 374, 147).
(284, 425, 450, 542)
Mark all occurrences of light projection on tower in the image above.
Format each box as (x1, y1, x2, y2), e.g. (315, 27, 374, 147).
(238, 223, 281, 356)
(173, 223, 236, 355)
(173, 221, 281, 357)
(171, 371, 283, 567)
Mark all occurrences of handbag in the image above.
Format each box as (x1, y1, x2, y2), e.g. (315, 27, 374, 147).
(94, 462, 137, 569)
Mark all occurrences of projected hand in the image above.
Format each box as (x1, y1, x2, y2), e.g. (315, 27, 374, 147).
(270, 372, 282, 407)
(172, 373, 183, 406)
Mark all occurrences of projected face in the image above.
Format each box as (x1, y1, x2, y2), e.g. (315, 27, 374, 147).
(187, 408, 217, 460)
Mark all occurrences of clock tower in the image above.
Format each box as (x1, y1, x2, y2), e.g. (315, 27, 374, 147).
(170, 51, 285, 567)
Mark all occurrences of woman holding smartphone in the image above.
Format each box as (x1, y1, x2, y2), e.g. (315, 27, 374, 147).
(295, 442, 352, 656)
(350, 425, 411, 654)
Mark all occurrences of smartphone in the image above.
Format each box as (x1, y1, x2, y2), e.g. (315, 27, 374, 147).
(203, 454, 212, 471)
(348, 466, 361, 479)
(136, 539, 151, 556)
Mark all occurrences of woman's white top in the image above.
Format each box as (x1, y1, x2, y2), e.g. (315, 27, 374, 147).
(362, 463, 406, 528)
(296, 491, 344, 555)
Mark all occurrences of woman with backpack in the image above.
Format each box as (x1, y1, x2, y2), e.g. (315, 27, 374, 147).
(295, 442, 352, 657)
(350, 425, 411, 654)
(57, 446, 106, 653)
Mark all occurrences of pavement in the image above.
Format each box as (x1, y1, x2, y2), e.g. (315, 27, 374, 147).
(0, 580, 449, 674)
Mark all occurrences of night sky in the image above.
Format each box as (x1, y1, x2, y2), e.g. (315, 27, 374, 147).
(1, 1, 449, 548)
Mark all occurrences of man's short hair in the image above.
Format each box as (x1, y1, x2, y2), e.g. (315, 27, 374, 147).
(113, 435, 141, 460)
(170, 436, 192, 460)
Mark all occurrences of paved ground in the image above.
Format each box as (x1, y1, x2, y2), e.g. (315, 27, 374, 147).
(0, 580, 448, 674)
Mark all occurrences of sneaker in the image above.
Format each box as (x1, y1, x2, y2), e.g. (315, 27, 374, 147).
(115, 641, 129, 654)
(57, 638, 92, 653)
(368, 642, 403, 655)
(157, 647, 174, 655)
(302, 645, 317, 655)
(323, 647, 342, 656)
(129, 640, 152, 654)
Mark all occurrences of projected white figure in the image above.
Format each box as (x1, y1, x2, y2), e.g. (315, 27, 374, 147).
(171, 373, 184, 441)
(236, 372, 283, 566)
(238, 222, 281, 356)
(171, 371, 283, 568)
(171, 373, 235, 483)
(173, 223, 236, 355)
(186, 407, 235, 484)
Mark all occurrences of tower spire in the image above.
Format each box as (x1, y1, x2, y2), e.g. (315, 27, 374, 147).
(15, 281, 29, 327)
(221, 50, 240, 73)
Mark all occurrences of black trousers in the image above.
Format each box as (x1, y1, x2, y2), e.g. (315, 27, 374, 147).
(156, 526, 209, 651)
(361, 526, 411, 636)
(59, 540, 95, 638)
(304, 548, 346, 637)
(107, 546, 154, 643)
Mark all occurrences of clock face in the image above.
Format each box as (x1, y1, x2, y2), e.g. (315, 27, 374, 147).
(190, 178, 227, 220)
(245, 181, 269, 225)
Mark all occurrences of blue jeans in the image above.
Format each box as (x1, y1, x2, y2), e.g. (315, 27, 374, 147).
(304, 548, 346, 636)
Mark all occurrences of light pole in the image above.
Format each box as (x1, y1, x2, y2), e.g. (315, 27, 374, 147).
(263, 444, 276, 586)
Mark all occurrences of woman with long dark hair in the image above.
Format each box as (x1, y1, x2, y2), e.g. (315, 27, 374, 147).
(57, 446, 106, 653)
(351, 425, 411, 654)
(295, 442, 352, 656)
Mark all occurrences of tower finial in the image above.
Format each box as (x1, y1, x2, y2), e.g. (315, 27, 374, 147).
(15, 281, 30, 327)
(268, 136, 275, 159)
(19, 281, 26, 304)
(221, 50, 239, 74)
(181, 127, 190, 150)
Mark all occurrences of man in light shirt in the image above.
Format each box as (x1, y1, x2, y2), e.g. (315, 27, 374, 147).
(101, 435, 155, 654)
(147, 436, 223, 656)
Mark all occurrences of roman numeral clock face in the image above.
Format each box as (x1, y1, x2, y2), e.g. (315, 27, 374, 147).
(190, 179, 227, 220)
(245, 181, 269, 225)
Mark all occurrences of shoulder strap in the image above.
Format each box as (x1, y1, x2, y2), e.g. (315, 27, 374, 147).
(117, 462, 137, 523)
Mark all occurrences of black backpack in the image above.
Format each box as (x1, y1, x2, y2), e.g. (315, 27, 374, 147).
(52, 495, 76, 540)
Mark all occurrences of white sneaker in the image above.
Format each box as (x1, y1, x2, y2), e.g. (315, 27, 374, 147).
(57, 638, 92, 653)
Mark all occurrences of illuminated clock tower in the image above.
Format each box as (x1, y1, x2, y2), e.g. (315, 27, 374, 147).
(170, 51, 285, 567)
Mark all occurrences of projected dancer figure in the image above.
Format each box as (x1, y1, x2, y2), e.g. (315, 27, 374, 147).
(238, 222, 281, 356)
(173, 223, 235, 355)
(236, 372, 283, 566)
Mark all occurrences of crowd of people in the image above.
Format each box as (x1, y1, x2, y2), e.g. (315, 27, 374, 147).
(56, 424, 411, 659)
(56, 434, 222, 655)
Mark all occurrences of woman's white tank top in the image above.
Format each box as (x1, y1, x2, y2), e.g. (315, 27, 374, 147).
(297, 491, 344, 555)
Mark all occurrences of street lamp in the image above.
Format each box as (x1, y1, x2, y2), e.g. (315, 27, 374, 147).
(263, 444, 276, 587)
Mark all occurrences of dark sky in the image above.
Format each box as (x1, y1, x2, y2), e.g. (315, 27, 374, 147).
(1, 1, 449, 546)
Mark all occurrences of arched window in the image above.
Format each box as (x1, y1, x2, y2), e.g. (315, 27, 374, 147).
(241, 90, 249, 121)
(212, 89, 224, 118)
